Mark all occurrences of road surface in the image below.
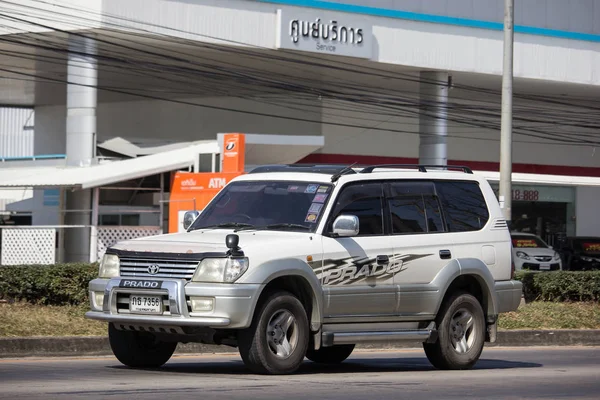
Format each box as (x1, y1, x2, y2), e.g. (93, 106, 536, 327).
(1, 347, 599, 399)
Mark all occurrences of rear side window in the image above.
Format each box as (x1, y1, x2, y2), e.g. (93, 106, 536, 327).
(435, 181, 489, 232)
(387, 182, 445, 234)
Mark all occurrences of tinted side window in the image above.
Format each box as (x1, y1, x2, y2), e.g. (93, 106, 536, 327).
(424, 196, 444, 232)
(389, 196, 426, 234)
(435, 181, 489, 232)
(330, 183, 384, 236)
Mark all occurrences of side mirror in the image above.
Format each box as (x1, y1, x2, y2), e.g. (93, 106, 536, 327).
(183, 210, 200, 230)
(332, 215, 359, 237)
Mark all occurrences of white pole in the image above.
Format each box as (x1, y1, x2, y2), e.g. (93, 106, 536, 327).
(89, 187, 99, 263)
(499, 0, 514, 222)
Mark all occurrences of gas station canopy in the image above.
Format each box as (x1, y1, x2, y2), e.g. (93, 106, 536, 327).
(0, 134, 326, 190)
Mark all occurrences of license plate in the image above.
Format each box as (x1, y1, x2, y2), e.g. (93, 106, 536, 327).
(129, 295, 163, 314)
(540, 264, 551, 270)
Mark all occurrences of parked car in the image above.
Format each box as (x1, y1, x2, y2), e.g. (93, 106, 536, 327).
(511, 232, 562, 272)
(556, 236, 600, 271)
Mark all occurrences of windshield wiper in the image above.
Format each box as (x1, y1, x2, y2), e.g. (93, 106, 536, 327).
(235, 223, 311, 232)
(191, 222, 254, 231)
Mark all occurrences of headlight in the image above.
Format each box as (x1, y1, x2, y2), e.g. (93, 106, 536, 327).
(553, 251, 561, 260)
(516, 251, 530, 260)
(581, 256, 595, 262)
(98, 254, 120, 278)
(192, 258, 249, 283)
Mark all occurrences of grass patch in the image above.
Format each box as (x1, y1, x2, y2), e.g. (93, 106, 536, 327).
(498, 301, 600, 330)
(0, 302, 106, 337)
(0, 301, 599, 337)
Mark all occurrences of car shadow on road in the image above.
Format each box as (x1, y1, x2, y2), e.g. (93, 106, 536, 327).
(108, 356, 542, 376)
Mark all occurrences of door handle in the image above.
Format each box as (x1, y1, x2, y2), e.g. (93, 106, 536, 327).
(439, 249, 452, 259)
(376, 255, 389, 265)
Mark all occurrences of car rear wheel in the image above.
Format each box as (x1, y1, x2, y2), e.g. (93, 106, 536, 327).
(423, 292, 485, 370)
(305, 344, 355, 364)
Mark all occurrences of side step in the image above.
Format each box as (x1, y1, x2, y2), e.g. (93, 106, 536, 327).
(322, 322, 437, 347)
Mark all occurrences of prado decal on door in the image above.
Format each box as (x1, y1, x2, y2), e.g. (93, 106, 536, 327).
(310, 253, 433, 285)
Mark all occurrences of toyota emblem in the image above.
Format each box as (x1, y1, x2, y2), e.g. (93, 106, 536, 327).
(147, 264, 160, 275)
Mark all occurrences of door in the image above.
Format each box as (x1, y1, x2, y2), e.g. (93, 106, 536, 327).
(385, 180, 455, 315)
(320, 181, 396, 320)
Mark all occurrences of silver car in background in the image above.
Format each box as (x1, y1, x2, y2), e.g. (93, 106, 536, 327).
(511, 232, 562, 272)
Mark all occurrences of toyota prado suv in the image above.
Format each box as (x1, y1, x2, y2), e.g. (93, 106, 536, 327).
(86, 164, 522, 374)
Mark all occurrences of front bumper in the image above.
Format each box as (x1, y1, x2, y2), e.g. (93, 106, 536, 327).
(514, 257, 562, 272)
(85, 277, 263, 330)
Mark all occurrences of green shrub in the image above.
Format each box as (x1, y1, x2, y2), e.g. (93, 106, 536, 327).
(515, 271, 600, 302)
(1, 264, 598, 306)
(0, 263, 98, 306)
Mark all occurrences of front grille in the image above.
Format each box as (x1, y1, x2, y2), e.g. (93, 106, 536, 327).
(119, 257, 199, 280)
(534, 256, 553, 262)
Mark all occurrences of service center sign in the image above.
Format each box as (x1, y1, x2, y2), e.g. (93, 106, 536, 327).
(275, 8, 373, 59)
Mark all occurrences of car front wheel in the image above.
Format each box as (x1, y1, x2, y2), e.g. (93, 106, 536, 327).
(108, 323, 177, 368)
(238, 290, 309, 375)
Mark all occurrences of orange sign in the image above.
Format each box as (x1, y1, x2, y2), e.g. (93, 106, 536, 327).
(168, 171, 243, 233)
(222, 133, 245, 173)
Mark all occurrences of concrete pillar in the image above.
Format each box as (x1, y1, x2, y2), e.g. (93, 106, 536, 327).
(418, 71, 449, 166)
(64, 35, 97, 263)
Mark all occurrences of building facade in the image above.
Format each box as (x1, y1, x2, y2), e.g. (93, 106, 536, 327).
(1, 0, 600, 260)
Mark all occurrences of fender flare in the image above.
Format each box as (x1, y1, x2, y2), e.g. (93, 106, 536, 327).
(241, 258, 324, 332)
(431, 258, 498, 319)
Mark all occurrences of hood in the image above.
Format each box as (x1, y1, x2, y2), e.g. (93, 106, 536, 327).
(110, 228, 312, 255)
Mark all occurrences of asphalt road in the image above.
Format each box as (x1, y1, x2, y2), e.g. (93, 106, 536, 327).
(1, 347, 599, 399)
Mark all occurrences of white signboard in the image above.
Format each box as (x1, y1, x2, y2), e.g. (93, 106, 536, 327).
(275, 8, 373, 59)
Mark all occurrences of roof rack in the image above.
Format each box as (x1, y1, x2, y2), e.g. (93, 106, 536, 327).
(359, 164, 473, 174)
(248, 164, 359, 176)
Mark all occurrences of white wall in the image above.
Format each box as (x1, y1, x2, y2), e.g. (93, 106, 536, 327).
(0, 0, 102, 35)
(34, 94, 600, 170)
(576, 186, 600, 236)
(0, 107, 34, 158)
(34, 96, 322, 156)
(319, 97, 600, 170)
(100, 0, 600, 86)
(97, 96, 322, 142)
(34, 105, 66, 156)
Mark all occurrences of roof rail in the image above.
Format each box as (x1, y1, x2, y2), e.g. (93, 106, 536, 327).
(359, 164, 473, 174)
(248, 164, 359, 175)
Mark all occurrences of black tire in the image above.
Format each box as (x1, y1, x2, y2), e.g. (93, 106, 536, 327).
(305, 344, 355, 364)
(238, 290, 309, 375)
(108, 323, 177, 368)
(423, 292, 485, 370)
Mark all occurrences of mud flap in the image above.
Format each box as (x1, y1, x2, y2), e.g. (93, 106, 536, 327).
(486, 320, 498, 343)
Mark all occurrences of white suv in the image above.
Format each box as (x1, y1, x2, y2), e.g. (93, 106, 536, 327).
(86, 164, 522, 375)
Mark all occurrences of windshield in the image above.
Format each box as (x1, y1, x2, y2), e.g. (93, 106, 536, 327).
(511, 235, 548, 248)
(188, 180, 333, 233)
